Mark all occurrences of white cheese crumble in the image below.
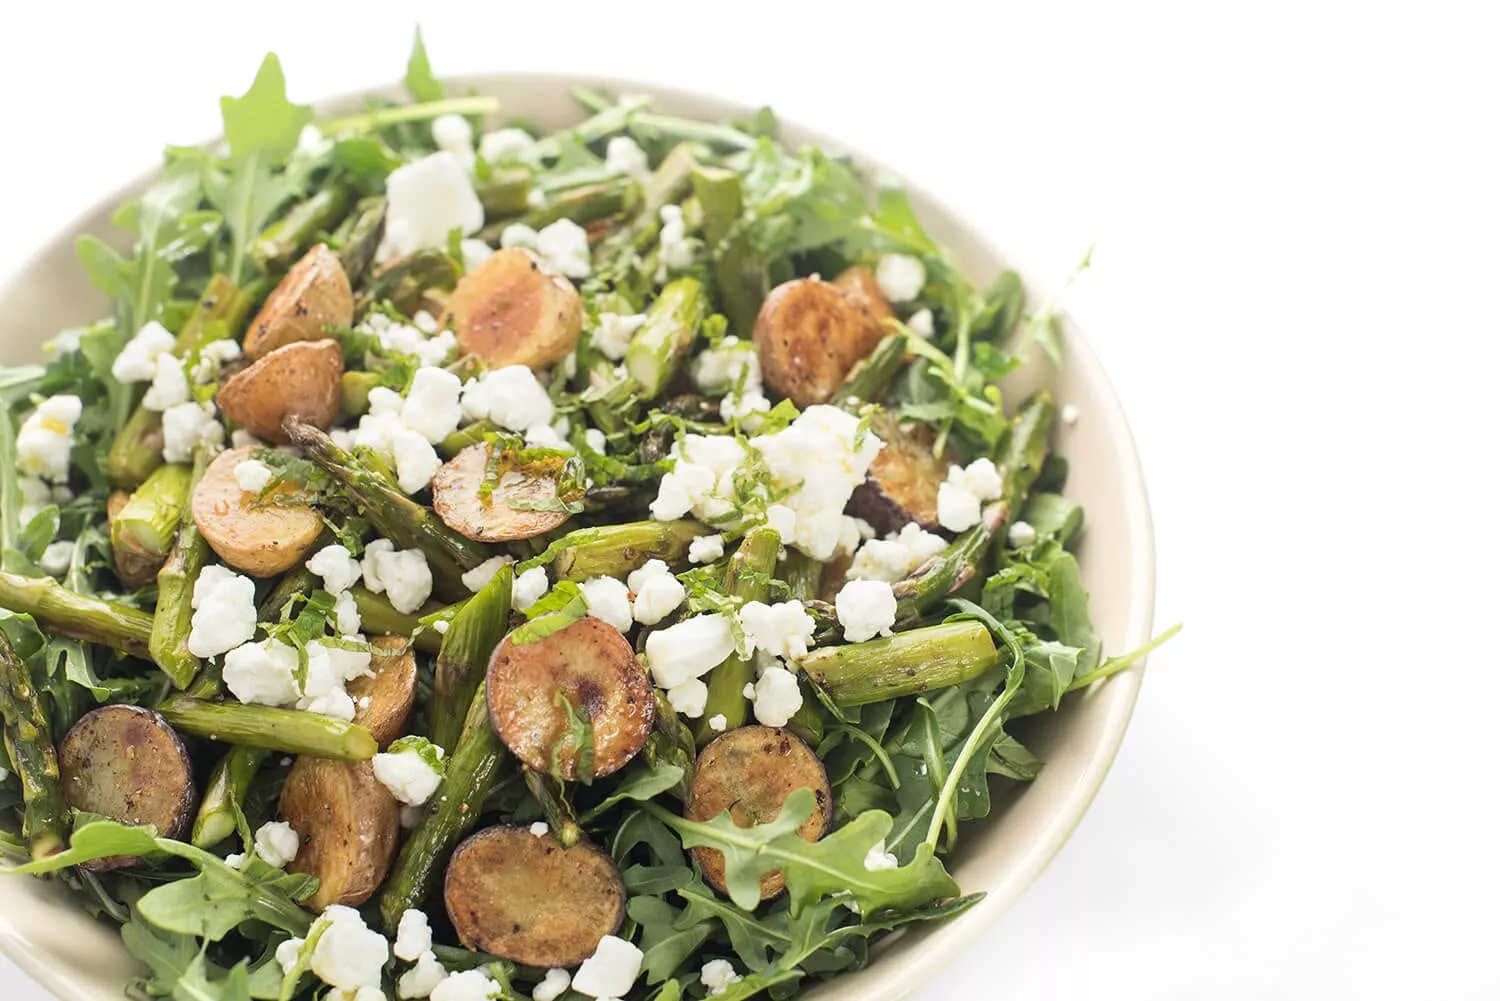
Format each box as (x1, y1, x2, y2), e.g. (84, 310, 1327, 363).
(142, 353, 190, 411)
(188, 568, 258, 658)
(398, 950, 448, 999)
(461, 365, 554, 432)
(391, 427, 443, 494)
(459, 238, 495, 274)
(512, 566, 550, 612)
(373, 745, 445, 806)
(752, 666, 803, 727)
(536, 219, 592, 279)
(362, 312, 458, 368)
(333, 590, 363, 635)
(431, 114, 475, 164)
(253, 821, 300, 869)
(307, 544, 363, 595)
(161, 401, 224, 463)
(111, 322, 176, 382)
(605, 135, 650, 178)
(707, 713, 728, 732)
(431, 969, 500, 1001)
(863, 839, 900, 871)
(192, 339, 243, 384)
(461, 554, 513, 594)
(627, 559, 685, 626)
(906, 308, 935, 339)
(847, 523, 948, 582)
(583, 428, 608, 454)
(234, 458, 275, 495)
(649, 434, 748, 525)
(362, 540, 433, 614)
(1007, 520, 1038, 548)
(580, 576, 634, 632)
(738, 601, 816, 660)
(529, 821, 550, 838)
(701, 958, 743, 995)
(393, 909, 433, 962)
(936, 481, 982, 532)
(593, 312, 647, 361)
(39, 540, 73, 578)
(380, 152, 484, 261)
(16, 395, 83, 482)
(571, 935, 644, 999)
(1061, 403, 1080, 425)
(687, 534, 725, 564)
(499, 223, 539, 250)
(401, 367, 465, 444)
(666, 678, 709, 718)
(690, 336, 760, 396)
(310, 905, 389, 992)
(479, 127, 537, 165)
(643, 613, 736, 689)
(875, 253, 927, 302)
(532, 968, 572, 1001)
(835, 579, 898, 643)
(657, 204, 696, 273)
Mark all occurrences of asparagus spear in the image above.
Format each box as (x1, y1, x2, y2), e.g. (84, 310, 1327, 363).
(431, 563, 512, 752)
(110, 463, 191, 561)
(691, 165, 766, 337)
(780, 550, 822, 603)
(156, 696, 377, 760)
(591, 143, 697, 283)
(532, 521, 704, 582)
(149, 449, 211, 689)
(190, 745, 268, 848)
(800, 620, 998, 706)
(523, 769, 582, 848)
(475, 167, 533, 220)
(285, 420, 488, 599)
(891, 390, 1055, 628)
(338, 198, 387, 287)
(0, 571, 153, 658)
(438, 419, 499, 459)
(105, 407, 165, 489)
(252, 179, 358, 272)
(0, 634, 69, 860)
(520, 177, 640, 230)
(834, 332, 908, 407)
(378, 686, 507, 932)
(340, 371, 382, 418)
(692, 527, 779, 743)
(624, 277, 707, 400)
(351, 588, 444, 654)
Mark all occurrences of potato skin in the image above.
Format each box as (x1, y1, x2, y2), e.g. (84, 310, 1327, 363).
(191, 446, 323, 577)
(486, 616, 653, 781)
(431, 443, 572, 543)
(349, 635, 418, 748)
(242, 244, 354, 359)
(217, 338, 343, 445)
(445, 825, 626, 968)
(443, 247, 583, 371)
(753, 276, 886, 407)
(845, 411, 955, 535)
(687, 726, 832, 901)
(58, 705, 196, 871)
(106, 489, 163, 589)
(279, 757, 399, 909)
(833, 266, 896, 325)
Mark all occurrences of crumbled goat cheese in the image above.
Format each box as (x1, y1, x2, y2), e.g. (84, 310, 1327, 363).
(688, 534, 725, 564)
(39, 540, 73, 578)
(1007, 520, 1038, 548)
(399, 950, 448, 999)
(16, 395, 83, 482)
(605, 135, 650, 177)
(392, 427, 443, 494)
(580, 576, 634, 631)
(512, 566, 550, 611)
(188, 569, 258, 658)
(906, 308, 935, 339)
(111, 322, 176, 382)
(690, 336, 760, 396)
(847, 523, 948, 582)
(295, 123, 332, 158)
(863, 839, 900, 871)
(161, 401, 224, 463)
(234, 458, 275, 495)
(707, 713, 728, 732)
(530, 821, 550, 838)
(532, 968, 572, 1001)
(307, 544, 363, 595)
(657, 204, 696, 273)
(738, 600, 816, 660)
(571, 935, 644, 999)
(431, 114, 475, 161)
(953, 458, 1004, 501)
(499, 223, 538, 250)
(535, 219, 591, 279)
(594, 312, 647, 360)
(835, 579, 898, 643)
(402, 367, 465, 444)
(310, 905, 389, 992)
(936, 481, 982, 533)
(380, 152, 484, 261)
(193, 338, 242, 383)
(643, 614, 736, 689)
(479, 127, 537, 165)
(752, 666, 803, 727)
(524, 422, 571, 451)
(460, 238, 495, 273)
(649, 434, 748, 524)
(461, 365, 554, 431)
(254, 821, 300, 869)
(461, 555, 513, 593)
(362, 540, 434, 614)
(583, 428, 608, 454)
(374, 746, 445, 806)
(875, 253, 926, 302)
(627, 559, 686, 625)
(431, 969, 500, 1001)
(394, 909, 433, 962)
(333, 590, 362, 635)
(363, 312, 458, 368)
(700, 958, 743, 996)
(666, 678, 709, 718)
(142, 353, 190, 411)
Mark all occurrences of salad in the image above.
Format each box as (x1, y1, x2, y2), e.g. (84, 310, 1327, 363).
(0, 33, 1171, 1001)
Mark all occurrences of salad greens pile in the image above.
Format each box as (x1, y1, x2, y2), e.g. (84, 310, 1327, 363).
(0, 31, 1173, 1001)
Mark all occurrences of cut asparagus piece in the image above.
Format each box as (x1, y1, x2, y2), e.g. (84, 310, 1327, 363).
(834, 332, 908, 408)
(536, 520, 704, 582)
(691, 165, 766, 338)
(252, 180, 359, 272)
(110, 463, 192, 561)
(624, 277, 707, 400)
(191, 745, 268, 848)
(0, 633, 69, 860)
(0, 571, 153, 658)
(431, 563, 512, 753)
(156, 696, 378, 760)
(150, 448, 211, 688)
(692, 526, 779, 744)
(350, 588, 444, 654)
(800, 620, 998, 706)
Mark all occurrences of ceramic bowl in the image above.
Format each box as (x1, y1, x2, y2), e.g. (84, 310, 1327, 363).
(0, 74, 1156, 1001)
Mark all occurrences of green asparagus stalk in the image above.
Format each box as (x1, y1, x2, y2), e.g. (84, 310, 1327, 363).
(110, 463, 191, 561)
(0, 634, 69, 860)
(173, 274, 255, 355)
(340, 371, 382, 419)
(780, 550, 822, 603)
(378, 686, 507, 932)
(0, 571, 153, 658)
(431, 563, 512, 753)
(534, 521, 704, 582)
(438, 419, 499, 459)
(693, 527, 779, 743)
(351, 588, 444, 653)
(523, 769, 582, 848)
(800, 620, 999, 707)
(834, 332, 908, 407)
(476, 167, 534, 220)
(557, 91, 759, 153)
(521, 177, 640, 229)
(286, 421, 487, 599)
(105, 407, 165, 488)
(148, 448, 211, 689)
(190, 745, 268, 848)
(591, 144, 697, 284)
(691, 165, 766, 337)
(252, 180, 358, 272)
(891, 391, 1055, 627)
(157, 695, 377, 760)
(1020, 492, 1085, 546)
(624, 277, 707, 399)
(338, 198, 387, 287)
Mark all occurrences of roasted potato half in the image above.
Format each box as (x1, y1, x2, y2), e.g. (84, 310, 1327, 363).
(687, 726, 832, 901)
(58, 705, 196, 870)
(279, 757, 399, 909)
(832, 266, 896, 325)
(348, 635, 419, 748)
(486, 616, 653, 781)
(242, 244, 354, 359)
(217, 338, 343, 445)
(443, 248, 583, 371)
(445, 825, 626, 968)
(431, 442, 573, 543)
(106, 489, 164, 589)
(753, 277, 886, 407)
(191, 446, 323, 577)
(846, 411, 955, 535)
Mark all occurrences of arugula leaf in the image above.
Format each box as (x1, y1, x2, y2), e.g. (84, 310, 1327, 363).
(511, 580, 587, 645)
(1039, 550, 1101, 672)
(675, 882, 789, 973)
(1012, 245, 1093, 365)
(580, 760, 685, 823)
(404, 28, 446, 103)
(552, 689, 596, 784)
(630, 895, 714, 984)
(122, 913, 266, 1001)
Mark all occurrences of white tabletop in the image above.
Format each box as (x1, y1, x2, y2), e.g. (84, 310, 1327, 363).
(2, 2, 1496, 998)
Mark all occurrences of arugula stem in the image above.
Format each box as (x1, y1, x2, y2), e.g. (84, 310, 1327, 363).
(1061, 623, 1181, 696)
(320, 96, 502, 136)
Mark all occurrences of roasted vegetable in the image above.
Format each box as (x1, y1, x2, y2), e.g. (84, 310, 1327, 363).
(107, 488, 165, 589)
(216, 338, 343, 444)
(191, 446, 323, 577)
(846, 411, 955, 535)
(444, 247, 583, 370)
(241, 244, 354, 359)
(348, 636, 419, 748)
(431, 442, 572, 543)
(753, 276, 885, 406)
(832, 265, 895, 324)
(279, 757, 399, 909)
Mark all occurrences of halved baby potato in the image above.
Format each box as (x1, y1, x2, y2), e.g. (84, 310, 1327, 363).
(833, 266, 896, 325)
(191, 446, 323, 577)
(846, 411, 956, 535)
(58, 705, 196, 870)
(106, 489, 163, 589)
(442, 247, 583, 371)
(486, 615, 654, 781)
(349, 635, 419, 748)
(445, 825, 626, 968)
(279, 757, 399, 909)
(242, 244, 354, 360)
(217, 338, 343, 445)
(687, 725, 833, 901)
(431, 442, 572, 543)
(753, 276, 886, 407)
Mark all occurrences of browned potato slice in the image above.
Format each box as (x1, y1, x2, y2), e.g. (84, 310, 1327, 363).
(442, 247, 583, 371)
(58, 705, 195, 870)
(753, 277, 886, 407)
(280, 757, 399, 909)
(106, 489, 163, 589)
(687, 725, 832, 901)
(445, 825, 625, 967)
(348, 635, 418, 748)
(242, 244, 354, 359)
(217, 339, 343, 445)
(833, 266, 895, 325)
(192, 446, 323, 577)
(846, 411, 956, 535)
(431, 442, 572, 543)
(486, 616, 653, 781)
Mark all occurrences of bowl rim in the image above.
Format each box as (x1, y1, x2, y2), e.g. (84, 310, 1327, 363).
(0, 70, 1156, 1001)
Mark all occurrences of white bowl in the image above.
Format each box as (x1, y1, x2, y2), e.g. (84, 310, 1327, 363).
(0, 74, 1156, 1001)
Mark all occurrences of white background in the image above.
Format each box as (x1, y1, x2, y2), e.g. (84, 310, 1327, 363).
(2, 1, 1498, 998)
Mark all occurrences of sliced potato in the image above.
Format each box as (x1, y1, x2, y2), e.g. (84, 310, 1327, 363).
(486, 616, 653, 781)
(242, 244, 354, 359)
(279, 757, 399, 909)
(445, 825, 626, 967)
(217, 339, 343, 445)
(833, 266, 896, 325)
(687, 725, 832, 901)
(753, 276, 886, 407)
(192, 446, 323, 577)
(443, 248, 583, 371)
(431, 442, 572, 543)
(846, 411, 955, 535)
(58, 706, 195, 870)
(106, 489, 163, 589)
(348, 635, 419, 748)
